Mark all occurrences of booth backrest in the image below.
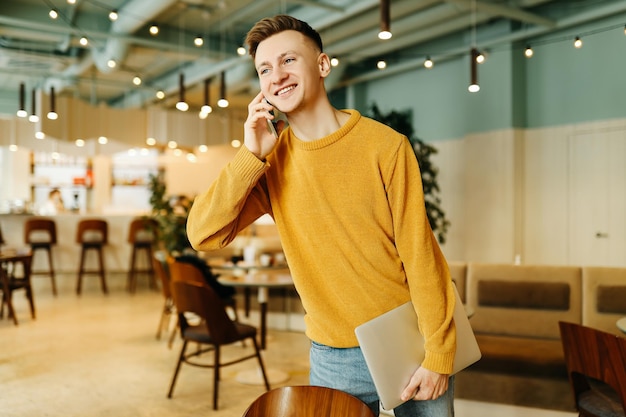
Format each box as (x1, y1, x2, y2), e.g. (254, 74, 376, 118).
(467, 263, 582, 340)
(582, 266, 626, 336)
(448, 261, 467, 303)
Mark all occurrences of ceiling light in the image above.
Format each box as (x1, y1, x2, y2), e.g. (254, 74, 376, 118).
(574, 36, 583, 48)
(149, 23, 159, 36)
(194, 35, 204, 47)
(200, 77, 213, 118)
(107, 59, 117, 68)
(35, 131, 45, 140)
(156, 90, 165, 100)
(47, 87, 58, 120)
(75, 139, 85, 147)
(146, 137, 156, 146)
(132, 75, 142, 86)
(79, 36, 88, 46)
(67, 0, 76, 4)
(231, 139, 241, 148)
(17, 82, 27, 118)
(98, 136, 108, 144)
(424, 56, 433, 69)
(29, 88, 39, 123)
(476, 51, 485, 64)
(237, 46, 246, 56)
(109, 10, 118, 21)
(198, 145, 208, 153)
(524, 45, 534, 58)
(186, 153, 197, 162)
(378, 0, 392, 40)
(468, 48, 480, 93)
(217, 71, 229, 108)
(168, 140, 177, 149)
(176, 73, 188, 111)
(49, 9, 59, 19)
(330, 57, 339, 67)
(9, 144, 18, 152)
(377, 60, 386, 70)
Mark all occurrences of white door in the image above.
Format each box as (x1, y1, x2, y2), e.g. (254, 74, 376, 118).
(568, 129, 626, 266)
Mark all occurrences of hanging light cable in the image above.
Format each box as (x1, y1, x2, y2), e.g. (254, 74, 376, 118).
(378, 0, 392, 40)
(17, 82, 27, 118)
(29, 88, 39, 123)
(217, 71, 229, 108)
(468, 0, 480, 93)
(47, 86, 58, 120)
(176, 73, 189, 111)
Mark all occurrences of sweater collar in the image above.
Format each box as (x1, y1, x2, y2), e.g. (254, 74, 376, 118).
(285, 109, 361, 151)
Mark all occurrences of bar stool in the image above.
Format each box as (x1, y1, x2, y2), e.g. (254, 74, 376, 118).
(76, 219, 108, 295)
(127, 217, 158, 293)
(23, 218, 58, 296)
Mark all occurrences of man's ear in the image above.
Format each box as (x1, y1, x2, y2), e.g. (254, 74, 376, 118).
(318, 53, 331, 78)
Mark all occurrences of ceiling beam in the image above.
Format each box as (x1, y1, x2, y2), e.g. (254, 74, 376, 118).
(443, 0, 557, 28)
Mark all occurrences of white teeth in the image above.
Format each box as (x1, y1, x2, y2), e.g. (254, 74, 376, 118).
(277, 86, 295, 95)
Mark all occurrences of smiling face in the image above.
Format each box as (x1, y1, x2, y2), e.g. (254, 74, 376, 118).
(254, 30, 330, 115)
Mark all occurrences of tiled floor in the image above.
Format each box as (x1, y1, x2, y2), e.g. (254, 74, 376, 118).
(0, 273, 577, 417)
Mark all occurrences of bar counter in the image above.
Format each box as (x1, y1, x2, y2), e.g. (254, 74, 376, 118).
(0, 212, 150, 273)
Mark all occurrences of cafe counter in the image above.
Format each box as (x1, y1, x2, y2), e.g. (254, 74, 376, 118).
(0, 212, 149, 273)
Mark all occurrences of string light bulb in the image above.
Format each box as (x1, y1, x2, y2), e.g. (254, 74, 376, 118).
(237, 46, 246, 56)
(49, 9, 59, 19)
(574, 36, 583, 48)
(149, 23, 159, 36)
(109, 10, 118, 21)
(79, 36, 88, 46)
(524, 45, 534, 58)
(424, 56, 433, 69)
(377, 60, 386, 69)
(47, 86, 58, 120)
(194, 35, 204, 47)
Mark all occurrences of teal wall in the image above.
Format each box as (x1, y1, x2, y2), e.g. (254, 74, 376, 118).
(350, 13, 626, 141)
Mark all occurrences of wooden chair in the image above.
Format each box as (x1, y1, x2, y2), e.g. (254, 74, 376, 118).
(242, 386, 376, 417)
(76, 219, 108, 295)
(166, 271, 270, 409)
(23, 217, 58, 296)
(0, 252, 35, 326)
(559, 321, 626, 417)
(127, 217, 158, 293)
(153, 252, 176, 348)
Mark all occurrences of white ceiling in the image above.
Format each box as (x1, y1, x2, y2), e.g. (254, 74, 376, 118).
(1, 0, 624, 114)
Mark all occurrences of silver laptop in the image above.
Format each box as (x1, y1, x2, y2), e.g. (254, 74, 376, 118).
(354, 285, 481, 410)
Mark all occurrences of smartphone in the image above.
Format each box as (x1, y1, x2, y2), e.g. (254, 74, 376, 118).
(264, 98, 279, 138)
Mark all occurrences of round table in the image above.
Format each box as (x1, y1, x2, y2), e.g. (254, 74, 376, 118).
(217, 268, 295, 386)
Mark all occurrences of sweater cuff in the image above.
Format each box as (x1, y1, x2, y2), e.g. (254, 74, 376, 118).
(421, 350, 456, 375)
(231, 146, 269, 184)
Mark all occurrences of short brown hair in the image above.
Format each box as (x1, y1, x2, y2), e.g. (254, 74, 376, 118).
(245, 15, 323, 59)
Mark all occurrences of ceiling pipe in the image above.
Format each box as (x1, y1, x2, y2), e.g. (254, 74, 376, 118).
(91, 0, 177, 74)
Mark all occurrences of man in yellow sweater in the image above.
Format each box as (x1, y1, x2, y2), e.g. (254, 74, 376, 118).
(186, 14, 457, 417)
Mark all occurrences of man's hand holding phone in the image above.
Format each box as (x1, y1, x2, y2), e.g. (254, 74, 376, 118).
(244, 92, 283, 160)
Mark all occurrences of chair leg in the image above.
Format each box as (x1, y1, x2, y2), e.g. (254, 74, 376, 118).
(213, 345, 221, 410)
(46, 247, 57, 296)
(167, 340, 188, 398)
(252, 337, 270, 391)
(128, 246, 137, 293)
(76, 247, 86, 295)
(97, 247, 108, 295)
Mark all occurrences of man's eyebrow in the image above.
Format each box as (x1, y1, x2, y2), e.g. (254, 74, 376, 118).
(256, 50, 298, 71)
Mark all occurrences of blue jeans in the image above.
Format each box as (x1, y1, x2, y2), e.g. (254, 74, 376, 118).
(309, 341, 455, 417)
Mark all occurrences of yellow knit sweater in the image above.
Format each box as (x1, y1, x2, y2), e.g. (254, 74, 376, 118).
(187, 110, 456, 374)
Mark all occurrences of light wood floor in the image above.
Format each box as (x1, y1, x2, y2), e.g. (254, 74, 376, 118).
(1, 273, 576, 417)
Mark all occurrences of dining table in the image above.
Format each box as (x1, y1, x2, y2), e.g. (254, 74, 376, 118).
(212, 260, 295, 385)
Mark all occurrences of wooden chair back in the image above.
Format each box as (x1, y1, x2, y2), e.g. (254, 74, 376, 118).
(169, 262, 239, 345)
(559, 321, 626, 416)
(24, 218, 57, 245)
(242, 386, 376, 417)
(127, 217, 158, 244)
(76, 219, 108, 245)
